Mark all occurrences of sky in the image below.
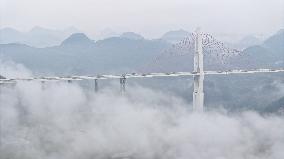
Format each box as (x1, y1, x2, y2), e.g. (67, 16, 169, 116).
(0, 0, 284, 38)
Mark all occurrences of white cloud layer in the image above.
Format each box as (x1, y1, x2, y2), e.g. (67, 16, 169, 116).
(0, 61, 284, 159)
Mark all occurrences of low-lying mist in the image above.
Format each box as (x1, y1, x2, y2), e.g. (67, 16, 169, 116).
(0, 61, 284, 159)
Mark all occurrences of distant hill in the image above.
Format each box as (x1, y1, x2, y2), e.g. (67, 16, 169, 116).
(0, 33, 169, 75)
(236, 35, 263, 49)
(263, 29, 284, 52)
(161, 29, 191, 43)
(61, 33, 94, 46)
(96, 28, 119, 40)
(0, 26, 80, 48)
(234, 29, 284, 69)
(0, 29, 283, 74)
(0, 28, 24, 44)
(120, 32, 144, 40)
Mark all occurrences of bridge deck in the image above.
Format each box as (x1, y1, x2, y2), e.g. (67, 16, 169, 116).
(0, 68, 284, 83)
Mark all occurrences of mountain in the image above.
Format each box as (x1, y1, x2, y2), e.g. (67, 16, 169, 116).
(0, 26, 80, 48)
(263, 29, 284, 52)
(120, 32, 144, 40)
(96, 28, 119, 40)
(0, 34, 169, 74)
(0, 27, 24, 44)
(61, 33, 94, 46)
(235, 29, 284, 68)
(1, 29, 283, 74)
(236, 35, 262, 49)
(161, 29, 191, 43)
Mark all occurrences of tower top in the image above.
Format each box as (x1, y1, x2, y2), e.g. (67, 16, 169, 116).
(195, 27, 201, 33)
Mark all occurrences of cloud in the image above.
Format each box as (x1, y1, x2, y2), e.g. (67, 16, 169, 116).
(0, 60, 32, 78)
(0, 61, 284, 159)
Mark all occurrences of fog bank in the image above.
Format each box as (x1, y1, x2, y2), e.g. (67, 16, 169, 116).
(0, 82, 284, 159)
(0, 62, 284, 159)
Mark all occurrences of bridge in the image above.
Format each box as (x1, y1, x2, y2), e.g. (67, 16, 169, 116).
(1, 28, 283, 112)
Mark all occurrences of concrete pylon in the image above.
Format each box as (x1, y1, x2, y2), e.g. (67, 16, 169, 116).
(193, 28, 204, 112)
(94, 79, 99, 93)
(120, 76, 126, 94)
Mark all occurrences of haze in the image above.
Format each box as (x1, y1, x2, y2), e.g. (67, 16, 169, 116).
(0, 0, 283, 38)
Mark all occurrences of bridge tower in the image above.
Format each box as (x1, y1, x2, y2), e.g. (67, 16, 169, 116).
(193, 28, 204, 112)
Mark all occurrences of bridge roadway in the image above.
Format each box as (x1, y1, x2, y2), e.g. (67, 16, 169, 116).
(0, 68, 284, 84)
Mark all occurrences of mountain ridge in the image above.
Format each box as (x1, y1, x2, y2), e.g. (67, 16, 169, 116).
(0, 26, 80, 48)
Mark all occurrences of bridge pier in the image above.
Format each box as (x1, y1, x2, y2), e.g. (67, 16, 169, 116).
(94, 79, 99, 92)
(0, 75, 6, 96)
(120, 76, 126, 94)
(41, 81, 46, 90)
